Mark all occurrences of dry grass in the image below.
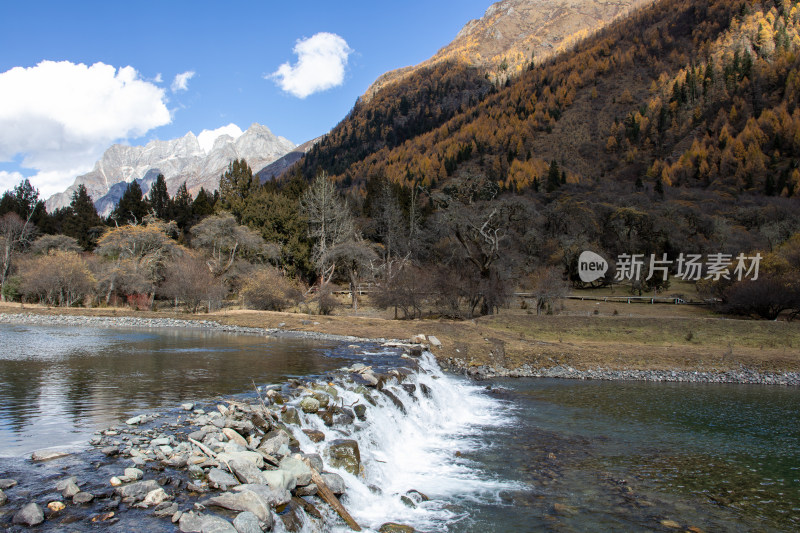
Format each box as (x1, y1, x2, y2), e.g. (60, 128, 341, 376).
(2, 298, 798, 374)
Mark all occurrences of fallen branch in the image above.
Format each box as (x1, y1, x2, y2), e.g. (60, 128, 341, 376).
(302, 459, 361, 531)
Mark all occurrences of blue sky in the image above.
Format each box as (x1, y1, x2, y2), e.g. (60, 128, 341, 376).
(0, 0, 490, 197)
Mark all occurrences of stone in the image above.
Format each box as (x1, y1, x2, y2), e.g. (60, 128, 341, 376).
(295, 484, 317, 496)
(317, 409, 335, 427)
(126, 415, 145, 425)
(151, 437, 171, 446)
(229, 459, 264, 485)
(207, 468, 240, 490)
(12, 502, 45, 526)
(302, 429, 325, 442)
(115, 479, 160, 500)
(55, 476, 78, 491)
(427, 335, 442, 348)
(661, 520, 681, 529)
(321, 472, 347, 495)
(0, 489, 6, 506)
(258, 430, 290, 457)
(0, 479, 17, 490)
(233, 511, 264, 533)
(182, 403, 195, 411)
(303, 453, 323, 472)
(325, 439, 361, 475)
(279, 456, 312, 486)
(261, 469, 295, 492)
(124, 467, 144, 481)
(380, 389, 407, 414)
(379, 523, 415, 533)
(419, 384, 432, 398)
(354, 404, 367, 421)
(281, 407, 301, 425)
(153, 502, 179, 518)
(47, 501, 65, 512)
(553, 502, 577, 515)
(233, 484, 291, 508)
(199, 514, 238, 533)
(101, 446, 119, 456)
(179, 510, 205, 532)
(137, 488, 169, 507)
(61, 480, 80, 498)
(311, 392, 330, 408)
(31, 449, 70, 461)
(222, 428, 248, 448)
(299, 396, 320, 414)
(217, 451, 264, 469)
(73, 492, 95, 504)
(204, 488, 272, 524)
(110, 476, 123, 487)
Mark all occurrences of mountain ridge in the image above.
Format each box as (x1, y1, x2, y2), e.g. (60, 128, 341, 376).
(46, 123, 295, 216)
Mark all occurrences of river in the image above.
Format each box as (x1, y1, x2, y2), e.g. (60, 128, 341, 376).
(0, 323, 797, 532)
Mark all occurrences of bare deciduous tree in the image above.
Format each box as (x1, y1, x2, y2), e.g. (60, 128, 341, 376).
(159, 252, 226, 313)
(191, 212, 272, 277)
(19, 251, 95, 307)
(239, 266, 304, 311)
(0, 212, 35, 301)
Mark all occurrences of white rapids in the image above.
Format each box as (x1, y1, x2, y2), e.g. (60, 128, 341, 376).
(278, 350, 519, 533)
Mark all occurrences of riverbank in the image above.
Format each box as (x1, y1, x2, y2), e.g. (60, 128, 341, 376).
(1, 303, 799, 385)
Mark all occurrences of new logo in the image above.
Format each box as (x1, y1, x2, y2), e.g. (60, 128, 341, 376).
(578, 251, 608, 283)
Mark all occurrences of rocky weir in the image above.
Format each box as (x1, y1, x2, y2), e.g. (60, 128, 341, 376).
(0, 342, 515, 532)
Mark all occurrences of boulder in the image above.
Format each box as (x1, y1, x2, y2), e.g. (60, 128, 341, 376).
(222, 428, 248, 448)
(31, 449, 70, 462)
(179, 510, 205, 532)
(299, 396, 320, 414)
(0, 489, 6, 506)
(302, 429, 325, 442)
(353, 404, 367, 421)
(0, 479, 17, 490)
(12, 502, 45, 526)
(258, 430, 290, 457)
(115, 479, 160, 500)
(279, 456, 312, 486)
(124, 467, 144, 480)
(233, 484, 291, 508)
(217, 451, 264, 469)
(311, 392, 330, 408)
(138, 488, 169, 508)
(72, 492, 95, 504)
(427, 335, 442, 348)
(229, 459, 264, 485)
(379, 524, 416, 533)
(379, 389, 407, 414)
(61, 480, 80, 498)
(303, 453, 323, 472)
(233, 511, 265, 533)
(199, 514, 237, 533)
(203, 489, 272, 524)
(207, 468, 240, 491)
(321, 472, 347, 495)
(261, 469, 295, 492)
(281, 407, 301, 425)
(55, 476, 78, 491)
(325, 439, 361, 475)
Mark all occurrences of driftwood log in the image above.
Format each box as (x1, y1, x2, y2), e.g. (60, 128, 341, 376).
(303, 458, 361, 531)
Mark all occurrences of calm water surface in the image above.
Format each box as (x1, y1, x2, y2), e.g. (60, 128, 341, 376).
(0, 324, 357, 456)
(457, 378, 800, 532)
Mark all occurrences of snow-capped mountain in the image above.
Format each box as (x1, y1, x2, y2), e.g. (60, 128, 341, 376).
(46, 123, 296, 216)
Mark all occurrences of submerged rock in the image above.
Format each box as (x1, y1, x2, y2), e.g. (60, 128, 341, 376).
(353, 404, 367, 421)
(115, 479, 160, 500)
(0, 489, 7, 506)
(61, 480, 80, 498)
(0, 479, 17, 490)
(379, 523, 416, 533)
(12, 502, 45, 526)
(299, 396, 320, 414)
(281, 407, 301, 425)
(325, 439, 361, 475)
(31, 449, 71, 462)
(302, 429, 325, 442)
(73, 492, 95, 504)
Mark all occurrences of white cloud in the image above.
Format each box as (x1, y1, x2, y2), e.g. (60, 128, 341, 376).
(153, 73, 163, 83)
(271, 32, 352, 98)
(171, 70, 195, 93)
(197, 123, 244, 154)
(0, 170, 25, 194)
(0, 60, 171, 197)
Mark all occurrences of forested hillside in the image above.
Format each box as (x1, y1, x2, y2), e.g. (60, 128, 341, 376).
(1, 0, 798, 321)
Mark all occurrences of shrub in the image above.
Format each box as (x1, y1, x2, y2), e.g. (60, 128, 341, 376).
(240, 267, 304, 311)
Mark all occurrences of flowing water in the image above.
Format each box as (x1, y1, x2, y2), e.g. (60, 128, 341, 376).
(1, 323, 798, 532)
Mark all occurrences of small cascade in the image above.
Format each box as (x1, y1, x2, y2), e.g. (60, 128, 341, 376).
(282, 350, 518, 532)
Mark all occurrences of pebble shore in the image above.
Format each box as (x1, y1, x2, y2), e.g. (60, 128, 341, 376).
(2, 312, 797, 386)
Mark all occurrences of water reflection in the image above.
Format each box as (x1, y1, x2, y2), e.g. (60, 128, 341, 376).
(0, 324, 355, 456)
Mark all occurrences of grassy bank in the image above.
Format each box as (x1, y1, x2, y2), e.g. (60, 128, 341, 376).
(2, 299, 798, 374)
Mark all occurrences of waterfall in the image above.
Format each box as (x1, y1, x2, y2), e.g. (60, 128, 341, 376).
(285, 350, 519, 532)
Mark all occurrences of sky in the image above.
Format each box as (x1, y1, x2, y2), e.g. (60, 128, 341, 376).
(0, 0, 491, 198)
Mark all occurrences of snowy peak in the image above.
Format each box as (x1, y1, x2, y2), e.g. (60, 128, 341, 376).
(46, 123, 296, 216)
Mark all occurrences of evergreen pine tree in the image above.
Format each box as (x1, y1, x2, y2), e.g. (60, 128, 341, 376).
(64, 184, 103, 250)
(218, 159, 256, 221)
(171, 182, 193, 231)
(111, 181, 149, 225)
(546, 160, 561, 192)
(149, 174, 171, 220)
